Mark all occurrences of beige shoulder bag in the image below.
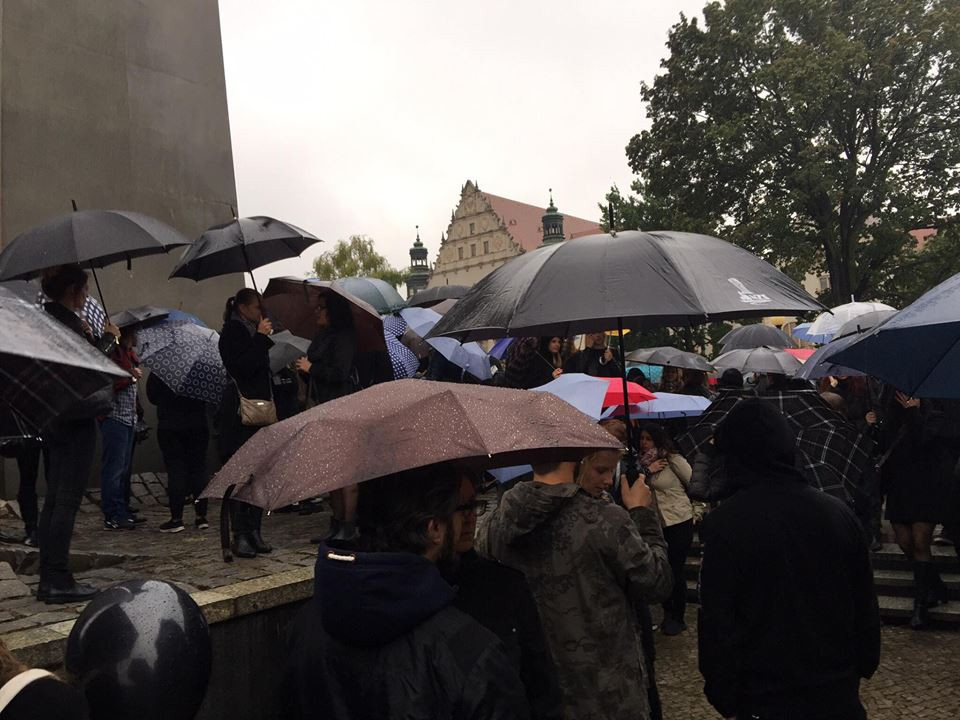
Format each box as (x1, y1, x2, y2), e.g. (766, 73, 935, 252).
(233, 378, 278, 427)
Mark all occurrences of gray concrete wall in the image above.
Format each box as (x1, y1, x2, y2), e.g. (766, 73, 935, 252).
(0, 0, 244, 484)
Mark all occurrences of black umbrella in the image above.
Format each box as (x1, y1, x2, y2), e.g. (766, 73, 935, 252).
(407, 285, 470, 308)
(428, 230, 822, 474)
(719, 323, 797, 351)
(625, 346, 715, 372)
(169, 216, 321, 292)
(111, 305, 171, 329)
(0, 286, 128, 432)
(0, 209, 190, 315)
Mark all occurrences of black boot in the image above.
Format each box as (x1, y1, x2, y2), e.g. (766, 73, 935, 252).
(250, 508, 272, 554)
(232, 533, 258, 559)
(928, 563, 950, 606)
(910, 561, 931, 630)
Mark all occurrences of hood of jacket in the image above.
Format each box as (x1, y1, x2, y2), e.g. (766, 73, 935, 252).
(495, 481, 594, 546)
(714, 398, 804, 488)
(314, 545, 455, 648)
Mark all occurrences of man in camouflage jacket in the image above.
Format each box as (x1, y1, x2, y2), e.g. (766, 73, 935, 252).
(477, 461, 672, 720)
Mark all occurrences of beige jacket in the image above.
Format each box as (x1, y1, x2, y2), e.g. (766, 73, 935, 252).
(648, 454, 700, 527)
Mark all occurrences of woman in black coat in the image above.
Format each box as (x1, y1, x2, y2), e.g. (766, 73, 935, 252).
(218, 288, 274, 558)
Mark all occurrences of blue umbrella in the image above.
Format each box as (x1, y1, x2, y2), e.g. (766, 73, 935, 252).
(138, 323, 226, 404)
(490, 337, 514, 360)
(400, 307, 491, 380)
(830, 272, 960, 397)
(795, 334, 865, 381)
(530, 373, 609, 420)
(602, 392, 711, 420)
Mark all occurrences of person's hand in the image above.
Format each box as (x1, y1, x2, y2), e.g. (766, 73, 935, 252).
(130, 367, 143, 381)
(603, 348, 614, 364)
(294, 356, 311, 373)
(105, 322, 121, 338)
(865, 410, 878, 425)
(257, 317, 273, 335)
(648, 459, 668, 474)
(895, 391, 920, 409)
(552, 368, 563, 378)
(620, 473, 653, 510)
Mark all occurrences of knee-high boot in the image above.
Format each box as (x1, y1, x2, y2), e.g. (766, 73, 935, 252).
(910, 561, 931, 629)
(250, 506, 272, 554)
(231, 501, 257, 559)
(928, 562, 950, 606)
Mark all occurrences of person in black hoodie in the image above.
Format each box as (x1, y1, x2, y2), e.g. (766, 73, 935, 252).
(698, 399, 881, 720)
(284, 466, 529, 720)
(563, 332, 620, 378)
(218, 288, 274, 559)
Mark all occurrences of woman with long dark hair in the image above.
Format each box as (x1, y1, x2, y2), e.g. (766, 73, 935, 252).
(218, 288, 274, 558)
(37, 265, 119, 604)
(295, 292, 360, 542)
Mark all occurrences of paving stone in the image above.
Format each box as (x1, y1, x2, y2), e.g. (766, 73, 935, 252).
(0, 563, 18, 582)
(0, 579, 31, 600)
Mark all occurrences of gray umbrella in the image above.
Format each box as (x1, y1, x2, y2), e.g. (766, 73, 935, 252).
(713, 346, 803, 376)
(626, 346, 715, 372)
(169, 216, 321, 292)
(719, 323, 797, 351)
(111, 305, 171, 328)
(795, 334, 864, 380)
(331, 276, 406, 314)
(833, 309, 897, 339)
(407, 285, 470, 308)
(268, 330, 311, 374)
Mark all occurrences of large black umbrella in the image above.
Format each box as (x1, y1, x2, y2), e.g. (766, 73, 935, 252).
(169, 216, 321, 292)
(407, 285, 469, 308)
(626, 346, 715, 372)
(0, 286, 128, 432)
(830, 271, 960, 397)
(719, 323, 797, 351)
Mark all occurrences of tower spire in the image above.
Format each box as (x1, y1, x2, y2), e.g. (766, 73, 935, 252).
(540, 188, 565, 246)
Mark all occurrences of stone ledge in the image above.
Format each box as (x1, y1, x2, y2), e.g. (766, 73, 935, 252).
(5, 566, 314, 669)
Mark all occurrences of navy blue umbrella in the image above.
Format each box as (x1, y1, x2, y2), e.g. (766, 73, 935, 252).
(794, 334, 864, 380)
(830, 272, 960, 397)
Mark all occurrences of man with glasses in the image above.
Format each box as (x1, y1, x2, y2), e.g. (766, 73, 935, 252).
(451, 473, 562, 720)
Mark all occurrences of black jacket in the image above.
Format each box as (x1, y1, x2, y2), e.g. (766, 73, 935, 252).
(285, 547, 530, 720)
(0, 675, 89, 720)
(145, 373, 207, 431)
(305, 327, 357, 406)
(563, 347, 620, 378)
(217, 317, 273, 460)
(698, 479, 881, 718)
(452, 550, 562, 720)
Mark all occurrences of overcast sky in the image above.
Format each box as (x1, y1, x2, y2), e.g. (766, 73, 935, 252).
(218, 0, 705, 285)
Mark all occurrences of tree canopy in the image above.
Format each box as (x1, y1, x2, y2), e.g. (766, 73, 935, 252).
(606, 0, 960, 306)
(312, 235, 407, 288)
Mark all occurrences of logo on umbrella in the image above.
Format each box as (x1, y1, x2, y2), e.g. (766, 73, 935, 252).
(728, 278, 771, 306)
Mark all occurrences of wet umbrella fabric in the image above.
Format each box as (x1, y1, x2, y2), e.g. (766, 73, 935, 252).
(261, 277, 387, 353)
(169, 216, 320, 283)
(713, 346, 803, 376)
(427, 231, 822, 342)
(679, 389, 874, 504)
(603, 392, 711, 420)
(268, 330, 311, 374)
(0, 286, 128, 431)
(0, 210, 190, 281)
(833, 309, 897, 339)
(111, 305, 171, 329)
(399, 307, 491, 380)
(407, 284, 469, 308)
(795, 334, 865, 380)
(333, 277, 406, 314)
(808, 301, 896, 340)
(382, 315, 420, 379)
(530, 373, 611, 420)
(200, 379, 622, 509)
(719, 324, 797, 352)
(137, 323, 225, 405)
(830, 272, 960, 397)
(625, 346, 715, 372)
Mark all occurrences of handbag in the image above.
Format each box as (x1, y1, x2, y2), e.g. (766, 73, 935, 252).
(233, 379, 277, 427)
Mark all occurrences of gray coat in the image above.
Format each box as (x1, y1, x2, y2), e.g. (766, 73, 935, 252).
(477, 481, 672, 720)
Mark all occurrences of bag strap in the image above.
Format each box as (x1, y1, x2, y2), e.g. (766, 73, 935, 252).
(0, 669, 55, 712)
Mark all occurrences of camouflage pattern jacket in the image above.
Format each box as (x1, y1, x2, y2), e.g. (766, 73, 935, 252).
(476, 481, 672, 720)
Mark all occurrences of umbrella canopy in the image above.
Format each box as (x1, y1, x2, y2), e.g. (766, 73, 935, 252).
(427, 231, 821, 341)
(138, 322, 226, 405)
(261, 277, 387, 353)
(604, 392, 711, 420)
(808, 301, 896, 339)
(625, 346, 715, 372)
(713, 346, 803, 376)
(430, 298, 459, 316)
(111, 305, 171, 329)
(169, 216, 320, 287)
(719, 323, 797, 352)
(427, 337, 492, 381)
(0, 280, 40, 303)
(530, 373, 611, 420)
(381, 315, 420, 379)
(679, 389, 874, 504)
(0, 210, 190, 281)
(795, 334, 865, 380)
(784, 348, 815, 362)
(200, 380, 622, 509)
(332, 277, 405, 314)
(268, 330, 311, 374)
(0, 287, 129, 431)
(829, 273, 960, 397)
(833, 309, 897, 339)
(407, 285, 469, 308)
(600, 377, 656, 407)
(490, 337, 514, 360)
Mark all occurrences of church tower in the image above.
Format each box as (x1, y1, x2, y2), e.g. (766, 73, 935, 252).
(407, 225, 431, 298)
(540, 189, 565, 246)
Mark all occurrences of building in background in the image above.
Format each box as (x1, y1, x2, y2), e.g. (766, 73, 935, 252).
(406, 226, 431, 298)
(428, 180, 601, 287)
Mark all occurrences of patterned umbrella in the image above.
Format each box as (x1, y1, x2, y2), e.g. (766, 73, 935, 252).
(138, 323, 225, 405)
(678, 389, 874, 504)
(382, 315, 420, 379)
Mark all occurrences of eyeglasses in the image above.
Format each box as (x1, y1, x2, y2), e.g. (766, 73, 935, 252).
(454, 499, 488, 516)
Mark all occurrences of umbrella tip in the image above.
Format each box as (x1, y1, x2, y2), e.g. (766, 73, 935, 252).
(70, 198, 78, 212)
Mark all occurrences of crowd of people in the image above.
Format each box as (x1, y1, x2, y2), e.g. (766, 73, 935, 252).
(5, 263, 960, 719)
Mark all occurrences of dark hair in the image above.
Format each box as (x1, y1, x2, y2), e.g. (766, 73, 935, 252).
(640, 422, 676, 454)
(718, 368, 744, 389)
(41, 264, 88, 302)
(627, 368, 648, 384)
(356, 465, 461, 555)
(325, 292, 354, 332)
(223, 288, 261, 322)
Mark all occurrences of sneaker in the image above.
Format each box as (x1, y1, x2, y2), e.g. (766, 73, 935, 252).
(104, 517, 136, 530)
(194, 517, 210, 531)
(159, 520, 185, 534)
(129, 514, 148, 525)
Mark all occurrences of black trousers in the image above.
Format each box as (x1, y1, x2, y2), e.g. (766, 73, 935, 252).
(39, 419, 96, 588)
(636, 602, 663, 720)
(15, 445, 41, 532)
(157, 427, 210, 521)
(662, 519, 695, 622)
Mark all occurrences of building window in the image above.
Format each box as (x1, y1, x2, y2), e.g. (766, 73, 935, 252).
(469, 222, 475, 234)
(483, 240, 489, 254)
(458, 247, 464, 260)
(818, 275, 830, 292)
(470, 244, 477, 257)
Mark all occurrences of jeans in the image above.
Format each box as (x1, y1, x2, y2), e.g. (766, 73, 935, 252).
(39, 419, 96, 588)
(99, 418, 135, 521)
(157, 427, 210, 521)
(662, 519, 695, 623)
(15, 445, 41, 532)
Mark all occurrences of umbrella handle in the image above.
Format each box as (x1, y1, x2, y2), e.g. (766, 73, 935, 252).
(239, 244, 260, 295)
(616, 318, 641, 487)
(88, 264, 110, 321)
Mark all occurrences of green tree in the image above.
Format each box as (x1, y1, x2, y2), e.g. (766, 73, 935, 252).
(312, 235, 408, 288)
(607, 0, 960, 305)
